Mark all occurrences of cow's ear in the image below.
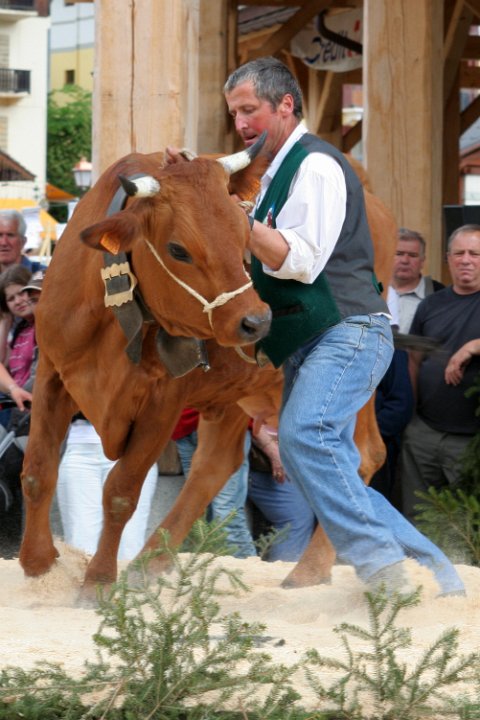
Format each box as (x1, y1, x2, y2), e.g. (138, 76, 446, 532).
(80, 212, 141, 253)
(227, 154, 269, 203)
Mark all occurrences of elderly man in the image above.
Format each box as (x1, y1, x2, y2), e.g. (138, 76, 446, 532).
(387, 228, 444, 333)
(0, 210, 45, 274)
(402, 224, 480, 522)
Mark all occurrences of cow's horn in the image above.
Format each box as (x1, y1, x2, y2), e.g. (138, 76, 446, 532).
(118, 174, 161, 197)
(216, 130, 267, 175)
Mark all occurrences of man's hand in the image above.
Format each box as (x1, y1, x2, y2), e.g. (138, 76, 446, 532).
(163, 146, 195, 166)
(445, 340, 480, 385)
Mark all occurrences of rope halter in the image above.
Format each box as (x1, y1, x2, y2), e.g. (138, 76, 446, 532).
(143, 238, 253, 329)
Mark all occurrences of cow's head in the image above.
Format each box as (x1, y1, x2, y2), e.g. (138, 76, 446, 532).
(80, 134, 271, 348)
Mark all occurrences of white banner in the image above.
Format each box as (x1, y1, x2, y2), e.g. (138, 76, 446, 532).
(290, 9, 363, 73)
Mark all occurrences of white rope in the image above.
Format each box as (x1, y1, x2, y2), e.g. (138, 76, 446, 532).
(234, 346, 257, 364)
(144, 238, 253, 328)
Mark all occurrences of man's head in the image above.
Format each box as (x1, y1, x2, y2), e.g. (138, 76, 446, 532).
(447, 224, 480, 295)
(0, 210, 27, 270)
(224, 56, 303, 158)
(391, 228, 426, 290)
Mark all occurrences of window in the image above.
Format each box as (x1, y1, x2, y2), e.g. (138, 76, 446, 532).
(65, 69, 75, 85)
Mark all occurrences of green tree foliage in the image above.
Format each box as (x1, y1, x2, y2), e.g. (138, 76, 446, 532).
(305, 589, 480, 719)
(47, 85, 92, 198)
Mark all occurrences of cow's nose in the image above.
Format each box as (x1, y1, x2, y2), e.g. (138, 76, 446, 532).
(238, 308, 272, 342)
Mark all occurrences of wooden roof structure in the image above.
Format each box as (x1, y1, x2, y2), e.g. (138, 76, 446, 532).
(71, 0, 480, 280)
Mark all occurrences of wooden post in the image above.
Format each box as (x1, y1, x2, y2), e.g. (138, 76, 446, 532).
(363, 0, 444, 278)
(92, 0, 200, 180)
(198, 0, 229, 153)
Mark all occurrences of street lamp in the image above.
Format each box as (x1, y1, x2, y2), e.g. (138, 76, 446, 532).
(72, 156, 93, 194)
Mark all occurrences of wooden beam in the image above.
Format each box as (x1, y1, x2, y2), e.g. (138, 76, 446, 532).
(363, 0, 444, 278)
(460, 62, 480, 87)
(92, 0, 200, 177)
(239, 0, 362, 6)
(464, 0, 480, 15)
(461, 93, 480, 134)
(342, 119, 362, 153)
(246, 0, 337, 61)
(314, 71, 343, 146)
(444, 0, 473, 102)
(198, 0, 229, 153)
(463, 34, 480, 59)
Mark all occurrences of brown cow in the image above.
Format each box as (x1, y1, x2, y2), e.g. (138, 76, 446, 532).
(19, 141, 275, 586)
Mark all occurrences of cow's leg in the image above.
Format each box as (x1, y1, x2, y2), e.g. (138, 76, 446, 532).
(281, 524, 336, 588)
(81, 410, 181, 590)
(20, 360, 75, 576)
(280, 396, 386, 588)
(140, 404, 250, 572)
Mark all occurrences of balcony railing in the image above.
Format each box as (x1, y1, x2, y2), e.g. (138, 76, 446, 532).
(0, 1, 36, 10)
(0, 68, 31, 94)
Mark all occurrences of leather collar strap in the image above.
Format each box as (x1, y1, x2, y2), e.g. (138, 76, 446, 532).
(103, 178, 153, 364)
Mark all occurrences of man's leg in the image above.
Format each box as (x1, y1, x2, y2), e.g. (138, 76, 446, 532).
(248, 469, 316, 561)
(279, 315, 408, 584)
(209, 433, 257, 558)
(400, 415, 446, 523)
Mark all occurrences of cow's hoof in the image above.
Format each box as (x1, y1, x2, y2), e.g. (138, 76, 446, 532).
(281, 573, 332, 589)
(19, 544, 59, 577)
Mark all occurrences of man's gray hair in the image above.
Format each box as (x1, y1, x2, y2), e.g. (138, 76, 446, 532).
(224, 56, 303, 119)
(447, 223, 480, 252)
(398, 227, 426, 256)
(0, 209, 27, 238)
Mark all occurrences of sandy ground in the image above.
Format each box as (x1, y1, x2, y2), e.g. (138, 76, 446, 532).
(1, 543, 479, 711)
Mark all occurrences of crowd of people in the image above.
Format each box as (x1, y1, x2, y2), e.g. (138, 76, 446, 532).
(1, 57, 479, 599)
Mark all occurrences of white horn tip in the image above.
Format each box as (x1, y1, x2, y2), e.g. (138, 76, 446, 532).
(133, 176, 161, 197)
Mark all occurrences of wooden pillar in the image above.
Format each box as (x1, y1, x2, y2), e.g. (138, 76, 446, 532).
(92, 0, 200, 180)
(363, 0, 444, 278)
(198, 0, 229, 153)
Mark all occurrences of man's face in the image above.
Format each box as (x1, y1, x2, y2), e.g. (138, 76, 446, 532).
(392, 238, 425, 285)
(447, 231, 480, 294)
(0, 218, 24, 267)
(225, 80, 294, 157)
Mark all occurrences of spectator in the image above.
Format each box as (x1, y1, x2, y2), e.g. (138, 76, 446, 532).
(387, 227, 444, 333)
(248, 422, 316, 561)
(0, 265, 37, 425)
(0, 210, 47, 274)
(172, 407, 257, 558)
(0, 268, 43, 557)
(401, 224, 480, 522)
(218, 56, 464, 596)
(56, 417, 158, 561)
(370, 349, 414, 503)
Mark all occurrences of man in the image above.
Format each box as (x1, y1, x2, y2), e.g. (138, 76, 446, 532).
(401, 224, 480, 522)
(220, 56, 464, 596)
(0, 210, 45, 274)
(387, 228, 444, 333)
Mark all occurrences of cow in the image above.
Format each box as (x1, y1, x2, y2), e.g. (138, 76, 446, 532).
(19, 140, 396, 598)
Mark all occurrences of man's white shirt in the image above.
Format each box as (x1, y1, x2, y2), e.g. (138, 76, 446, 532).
(253, 124, 347, 284)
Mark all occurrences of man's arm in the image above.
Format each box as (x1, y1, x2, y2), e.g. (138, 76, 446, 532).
(444, 339, 480, 386)
(248, 220, 290, 271)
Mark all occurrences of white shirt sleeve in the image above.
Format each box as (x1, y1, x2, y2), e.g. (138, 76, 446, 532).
(262, 152, 347, 284)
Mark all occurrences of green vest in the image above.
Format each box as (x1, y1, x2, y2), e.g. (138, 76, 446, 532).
(252, 141, 341, 367)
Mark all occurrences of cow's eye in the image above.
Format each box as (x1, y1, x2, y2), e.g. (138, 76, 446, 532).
(167, 242, 192, 263)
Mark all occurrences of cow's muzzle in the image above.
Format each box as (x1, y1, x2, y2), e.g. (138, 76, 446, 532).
(237, 307, 272, 343)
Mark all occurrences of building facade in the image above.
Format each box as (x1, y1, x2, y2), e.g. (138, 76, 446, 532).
(0, 0, 50, 200)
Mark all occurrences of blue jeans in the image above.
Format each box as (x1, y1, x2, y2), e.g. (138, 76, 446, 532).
(175, 431, 257, 558)
(248, 469, 316, 561)
(278, 314, 464, 594)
